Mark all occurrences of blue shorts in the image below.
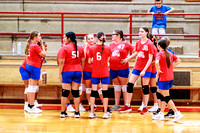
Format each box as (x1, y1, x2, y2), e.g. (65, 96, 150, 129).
(91, 77, 110, 85)
(110, 68, 129, 79)
(132, 69, 151, 78)
(83, 71, 92, 80)
(158, 80, 173, 90)
(62, 71, 82, 84)
(26, 64, 41, 80)
(150, 72, 157, 78)
(19, 66, 30, 80)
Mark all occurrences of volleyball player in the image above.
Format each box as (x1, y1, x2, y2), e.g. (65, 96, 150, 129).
(80, 34, 95, 112)
(88, 31, 112, 119)
(57, 43, 75, 113)
(110, 28, 134, 111)
(19, 55, 30, 111)
(119, 26, 154, 114)
(152, 39, 183, 122)
(26, 30, 46, 113)
(153, 36, 176, 117)
(147, 34, 159, 112)
(58, 31, 85, 118)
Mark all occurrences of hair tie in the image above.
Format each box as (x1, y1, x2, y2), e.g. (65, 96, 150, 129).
(27, 37, 31, 42)
(100, 35, 106, 41)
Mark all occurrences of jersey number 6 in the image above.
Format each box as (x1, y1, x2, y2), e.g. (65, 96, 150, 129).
(97, 52, 102, 60)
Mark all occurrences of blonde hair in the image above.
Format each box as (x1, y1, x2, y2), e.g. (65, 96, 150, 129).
(25, 30, 40, 55)
(162, 36, 170, 47)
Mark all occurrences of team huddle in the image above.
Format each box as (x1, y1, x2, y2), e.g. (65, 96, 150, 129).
(19, 26, 183, 122)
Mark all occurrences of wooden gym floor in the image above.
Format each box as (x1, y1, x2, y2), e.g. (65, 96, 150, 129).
(0, 104, 200, 133)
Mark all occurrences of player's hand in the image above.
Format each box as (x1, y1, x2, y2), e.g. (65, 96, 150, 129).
(121, 58, 129, 65)
(157, 70, 163, 74)
(164, 12, 168, 15)
(59, 74, 62, 83)
(140, 70, 145, 77)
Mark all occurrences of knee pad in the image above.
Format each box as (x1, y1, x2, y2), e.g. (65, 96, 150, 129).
(156, 92, 163, 100)
(36, 85, 39, 92)
(150, 87, 157, 93)
(102, 90, 109, 98)
(79, 86, 82, 96)
(91, 90, 98, 98)
(24, 87, 28, 94)
(81, 84, 86, 91)
(161, 96, 171, 103)
(142, 85, 149, 95)
(122, 85, 127, 92)
(114, 85, 121, 92)
(98, 88, 102, 95)
(62, 89, 70, 98)
(86, 88, 91, 94)
(28, 86, 37, 93)
(127, 82, 134, 93)
(71, 90, 80, 98)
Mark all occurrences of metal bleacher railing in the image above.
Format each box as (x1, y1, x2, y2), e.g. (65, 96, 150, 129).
(0, 11, 200, 56)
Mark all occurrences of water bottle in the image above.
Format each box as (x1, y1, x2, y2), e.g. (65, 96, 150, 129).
(42, 70, 47, 84)
(17, 42, 22, 55)
(12, 41, 16, 55)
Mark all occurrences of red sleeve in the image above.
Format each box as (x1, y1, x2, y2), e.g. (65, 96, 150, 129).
(156, 52, 161, 60)
(109, 46, 112, 56)
(127, 42, 134, 54)
(79, 46, 85, 58)
(57, 47, 62, 58)
(135, 41, 139, 52)
(59, 47, 66, 59)
(148, 43, 154, 55)
(33, 45, 42, 54)
(172, 53, 178, 62)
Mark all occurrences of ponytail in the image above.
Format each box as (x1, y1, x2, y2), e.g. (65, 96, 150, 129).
(158, 39, 171, 68)
(96, 31, 106, 54)
(100, 38, 105, 54)
(164, 49, 171, 68)
(74, 40, 78, 58)
(25, 31, 40, 55)
(25, 39, 31, 55)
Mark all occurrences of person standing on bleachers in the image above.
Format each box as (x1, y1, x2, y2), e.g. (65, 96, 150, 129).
(148, 0, 175, 38)
(25, 30, 46, 113)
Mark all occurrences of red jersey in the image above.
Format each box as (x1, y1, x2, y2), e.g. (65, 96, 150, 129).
(20, 56, 28, 69)
(88, 44, 111, 78)
(110, 41, 134, 70)
(27, 42, 42, 68)
(57, 47, 64, 58)
(156, 50, 178, 81)
(58, 43, 84, 72)
(83, 46, 93, 72)
(134, 39, 154, 72)
(152, 44, 158, 73)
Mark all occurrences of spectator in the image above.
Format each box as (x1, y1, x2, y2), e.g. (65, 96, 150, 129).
(148, 0, 175, 37)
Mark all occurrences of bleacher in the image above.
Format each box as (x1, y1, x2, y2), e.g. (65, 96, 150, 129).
(0, 0, 200, 105)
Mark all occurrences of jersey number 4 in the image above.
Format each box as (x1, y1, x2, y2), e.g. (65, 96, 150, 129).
(72, 51, 79, 58)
